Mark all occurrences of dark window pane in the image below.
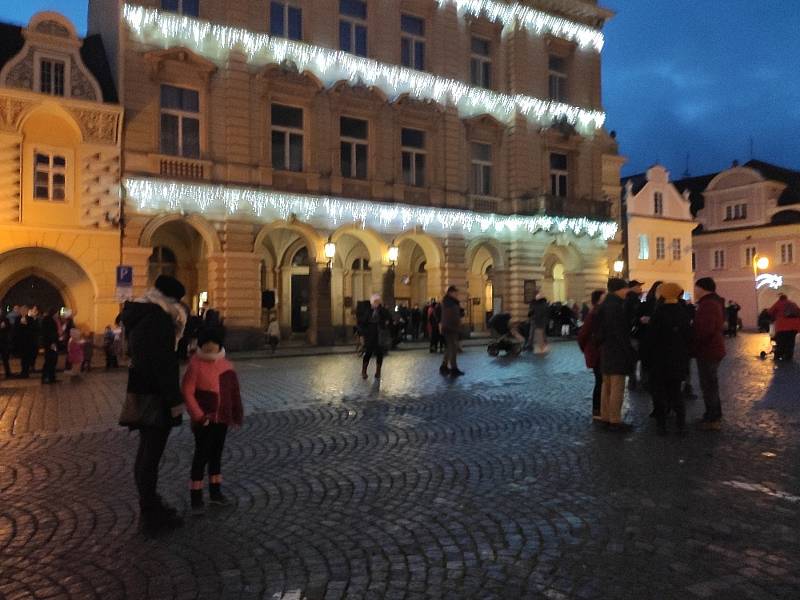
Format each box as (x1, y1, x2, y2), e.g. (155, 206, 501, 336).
(401, 38, 411, 67)
(415, 154, 425, 186)
(270, 2, 284, 36)
(414, 42, 424, 70)
(471, 142, 491, 161)
(470, 59, 479, 85)
(340, 0, 366, 19)
(183, 0, 199, 16)
(288, 7, 302, 40)
(401, 15, 424, 36)
(482, 62, 491, 88)
(35, 186, 49, 199)
(340, 142, 352, 177)
(550, 153, 567, 170)
(401, 128, 424, 148)
(272, 104, 303, 128)
(558, 175, 568, 197)
(289, 133, 303, 171)
(402, 152, 412, 185)
(482, 166, 492, 195)
(182, 117, 200, 158)
(160, 85, 181, 109)
(36, 172, 49, 185)
(35, 153, 49, 165)
(162, 0, 179, 12)
(471, 37, 490, 56)
(355, 144, 368, 179)
(355, 25, 367, 56)
(52, 174, 65, 185)
(341, 117, 367, 139)
(549, 55, 565, 72)
(160, 113, 179, 155)
(40, 61, 51, 94)
(53, 156, 66, 167)
(52, 187, 65, 200)
(272, 130, 286, 170)
(53, 62, 64, 96)
(182, 88, 199, 112)
(339, 21, 351, 51)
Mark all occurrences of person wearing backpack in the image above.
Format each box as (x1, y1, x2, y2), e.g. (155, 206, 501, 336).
(767, 294, 800, 362)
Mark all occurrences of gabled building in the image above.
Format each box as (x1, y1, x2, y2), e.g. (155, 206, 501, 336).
(0, 12, 123, 332)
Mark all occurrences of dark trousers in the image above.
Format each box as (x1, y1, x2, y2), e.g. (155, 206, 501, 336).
(191, 423, 228, 481)
(1, 347, 10, 378)
(362, 346, 384, 372)
(651, 376, 685, 429)
(41, 349, 58, 383)
(697, 359, 722, 422)
(134, 426, 172, 510)
(20, 349, 36, 377)
(774, 331, 797, 361)
(443, 331, 460, 370)
(592, 367, 602, 414)
(105, 349, 118, 369)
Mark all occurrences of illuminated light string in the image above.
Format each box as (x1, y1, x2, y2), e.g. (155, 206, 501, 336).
(121, 4, 606, 136)
(125, 177, 618, 241)
(436, 0, 604, 52)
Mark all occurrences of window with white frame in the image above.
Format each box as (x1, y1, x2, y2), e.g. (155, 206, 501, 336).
(656, 236, 666, 260)
(638, 234, 650, 260)
(550, 153, 568, 197)
(401, 128, 426, 187)
(160, 85, 200, 158)
(270, 1, 302, 40)
(401, 14, 425, 71)
(161, 0, 199, 16)
(340, 116, 368, 179)
(271, 104, 303, 172)
(339, 0, 367, 57)
(744, 246, 757, 267)
(33, 151, 67, 201)
(672, 238, 681, 260)
(654, 191, 663, 215)
(713, 249, 725, 270)
(39, 58, 66, 96)
(470, 142, 492, 196)
(470, 37, 492, 89)
(780, 242, 794, 264)
(724, 203, 747, 221)
(548, 55, 568, 102)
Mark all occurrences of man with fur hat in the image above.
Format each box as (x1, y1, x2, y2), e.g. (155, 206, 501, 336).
(119, 274, 188, 532)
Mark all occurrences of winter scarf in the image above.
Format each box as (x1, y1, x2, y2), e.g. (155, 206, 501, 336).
(135, 288, 187, 349)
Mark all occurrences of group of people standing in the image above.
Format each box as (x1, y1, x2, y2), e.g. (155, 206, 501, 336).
(579, 276, 727, 435)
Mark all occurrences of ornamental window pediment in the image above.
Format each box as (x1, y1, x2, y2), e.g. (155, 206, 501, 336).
(464, 114, 504, 145)
(259, 65, 323, 97)
(328, 82, 388, 111)
(144, 48, 217, 85)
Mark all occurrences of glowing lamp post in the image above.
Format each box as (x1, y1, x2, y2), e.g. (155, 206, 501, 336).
(387, 244, 399, 266)
(324, 240, 336, 269)
(613, 260, 625, 275)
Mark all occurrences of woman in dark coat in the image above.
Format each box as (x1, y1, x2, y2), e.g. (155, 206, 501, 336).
(119, 275, 187, 532)
(359, 294, 392, 380)
(644, 282, 691, 435)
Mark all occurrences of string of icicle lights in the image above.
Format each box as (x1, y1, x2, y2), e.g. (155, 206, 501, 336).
(436, 0, 604, 52)
(125, 177, 618, 241)
(122, 4, 606, 136)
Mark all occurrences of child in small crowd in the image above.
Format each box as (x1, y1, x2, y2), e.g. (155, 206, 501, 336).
(81, 332, 95, 372)
(181, 327, 243, 512)
(67, 328, 84, 378)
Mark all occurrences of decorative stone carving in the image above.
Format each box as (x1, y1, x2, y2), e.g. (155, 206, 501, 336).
(0, 96, 32, 130)
(5, 50, 35, 91)
(70, 65, 98, 101)
(68, 109, 120, 145)
(34, 21, 71, 38)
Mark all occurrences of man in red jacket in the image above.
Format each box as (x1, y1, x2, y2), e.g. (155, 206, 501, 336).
(692, 277, 726, 431)
(767, 294, 800, 362)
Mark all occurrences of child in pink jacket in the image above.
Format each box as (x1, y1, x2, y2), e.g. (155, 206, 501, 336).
(181, 327, 243, 511)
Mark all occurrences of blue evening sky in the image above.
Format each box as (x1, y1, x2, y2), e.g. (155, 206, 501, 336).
(2, 0, 798, 178)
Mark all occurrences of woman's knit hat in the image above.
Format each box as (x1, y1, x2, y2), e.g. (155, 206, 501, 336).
(656, 282, 683, 304)
(198, 326, 225, 348)
(154, 275, 186, 301)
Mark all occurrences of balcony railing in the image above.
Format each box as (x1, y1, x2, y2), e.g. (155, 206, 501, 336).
(516, 194, 612, 220)
(156, 155, 211, 180)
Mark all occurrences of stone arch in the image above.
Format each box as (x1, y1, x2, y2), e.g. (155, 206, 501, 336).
(393, 230, 444, 270)
(330, 224, 388, 268)
(466, 238, 505, 273)
(392, 230, 445, 305)
(466, 241, 503, 331)
(140, 213, 222, 254)
(541, 242, 584, 304)
(253, 220, 324, 261)
(18, 102, 84, 143)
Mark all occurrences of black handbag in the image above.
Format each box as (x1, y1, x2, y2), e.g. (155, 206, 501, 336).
(119, 392, 167, 428)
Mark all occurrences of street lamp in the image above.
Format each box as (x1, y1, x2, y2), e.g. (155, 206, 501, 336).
(324, 239, 336, 269)
(613, 260, 625, 275)
(387, 243, 399, 265)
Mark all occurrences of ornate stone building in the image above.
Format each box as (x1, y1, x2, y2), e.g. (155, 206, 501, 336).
(87, 0, 624, 345)
(0, 12, 123, 332)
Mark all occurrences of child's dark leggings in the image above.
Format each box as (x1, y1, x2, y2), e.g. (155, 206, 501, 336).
(191, 423, 228, 481)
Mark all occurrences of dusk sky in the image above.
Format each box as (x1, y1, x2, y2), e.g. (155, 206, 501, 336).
(2, 0, 798, 178)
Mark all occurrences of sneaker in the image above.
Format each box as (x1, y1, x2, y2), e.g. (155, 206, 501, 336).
(696, 419, 721, 431)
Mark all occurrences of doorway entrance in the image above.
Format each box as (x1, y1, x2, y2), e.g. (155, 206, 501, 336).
(2, 275, 65, 312)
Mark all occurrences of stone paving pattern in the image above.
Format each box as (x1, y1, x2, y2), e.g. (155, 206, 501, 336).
(0, 334, 798, 599)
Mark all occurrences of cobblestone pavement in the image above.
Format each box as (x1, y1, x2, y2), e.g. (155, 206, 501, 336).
(1, 334, 798, 599)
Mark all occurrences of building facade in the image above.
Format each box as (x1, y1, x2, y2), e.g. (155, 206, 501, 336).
(83, 0, 623, 345)
(0, 12, 123, 332)
(682, 160, 800, 327)
(622, 165, 695, 296)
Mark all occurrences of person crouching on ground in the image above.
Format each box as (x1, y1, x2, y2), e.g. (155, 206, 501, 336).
(643, 283, 691, 435)
(359, 294, 391, 380)
(577, 289, 605, 421)
(596, 278, 634, 432)
(182, 327, 243, 512)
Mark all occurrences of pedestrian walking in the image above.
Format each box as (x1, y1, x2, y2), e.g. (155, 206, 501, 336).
(266, 316, 281, 353)
(643, 283, 691, 435)
(40, 308, 60, 384)
(14, 306, 39, 378)
(725, 301, 741, 337)
(596, 278, 634, 432)
(529, 295, 550, 354)
(103, 326, 118, 369)
(182, 327, 243, 513)
(439, 285, 464, 377)
(428, 301, 443, 353)
(636, 281, 662, 391)
(577, 289, 605, 420)
(692, 277, 726, 431)
(0, 309, 11, 379)
(767, 294, 800, 361)
(118, 275, 188, 533)
(359, 294, 391, 380)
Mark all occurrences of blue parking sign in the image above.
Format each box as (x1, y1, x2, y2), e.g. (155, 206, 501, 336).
(116, 265, 133, 287)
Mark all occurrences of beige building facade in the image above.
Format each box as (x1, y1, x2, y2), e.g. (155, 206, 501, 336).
(0, 12, 123, 333)
(81, 0, 623, 345)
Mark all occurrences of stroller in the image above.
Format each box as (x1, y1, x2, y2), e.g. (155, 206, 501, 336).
(487, 313, 524, 357)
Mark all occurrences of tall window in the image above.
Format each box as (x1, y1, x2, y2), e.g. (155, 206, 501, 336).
(401, 128, 426, 187)
(160, 85, 200, 158)
(781, 242, 794, 264)
(351, 257, 371, 302)
(656, 237, 666, 260)
(654, 192, 663, 215)
(39, 59, 65, 96)
(548, 55, 568, 102)
(713, 249, 725, 270)
(672, 238, 681, 261)
(340, 116, 368, 179)
(33, 152, 67, 201)
(470, 142, 492, 196)
(271, 104, 303, 172)
(401, 15, 425, 70)
(161, 0, 199, 16)
(725, 203, 747, 220)
(148, 246, 178, 282)
(744, 246, 757, 266)
(470, 37, 491, 88)
(339, 0, 367, 57)
(638, 234, 650, 260)
(550, 153, 568, 197)
(270, 1, 302, 40)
